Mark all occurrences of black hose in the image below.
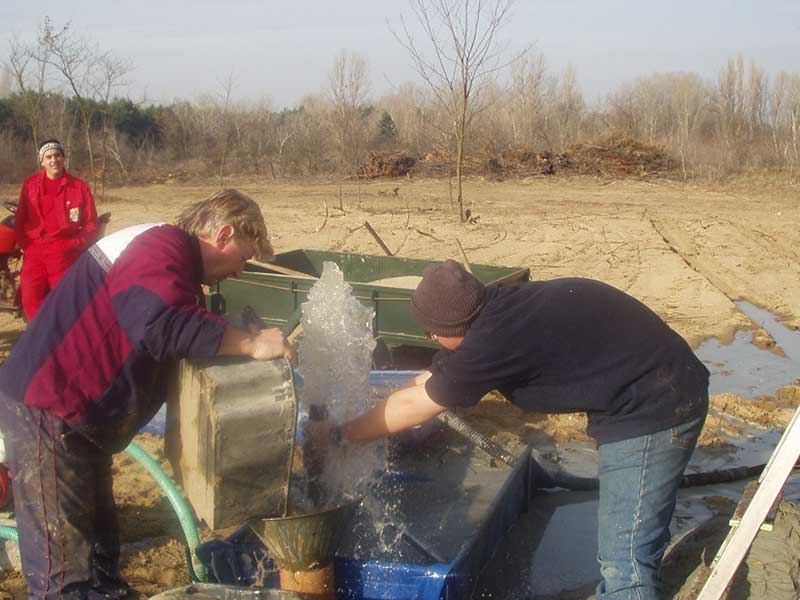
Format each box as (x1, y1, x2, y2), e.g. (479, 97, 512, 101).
(680, 463, 770, 488)
(436, 410, 518, 466)
(435, 410, 791, 492)
(530, 461, 793, 492)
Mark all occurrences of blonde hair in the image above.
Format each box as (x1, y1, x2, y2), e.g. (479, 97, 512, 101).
(175, 189, 273, 260)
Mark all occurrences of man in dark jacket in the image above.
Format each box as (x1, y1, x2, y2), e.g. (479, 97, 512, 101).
(333, 260, 709, 600)
(0, 189, 294, 599)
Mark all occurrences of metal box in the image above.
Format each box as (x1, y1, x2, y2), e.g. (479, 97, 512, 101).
(165, 357, 298, 530)
(218, 250, 530, 348)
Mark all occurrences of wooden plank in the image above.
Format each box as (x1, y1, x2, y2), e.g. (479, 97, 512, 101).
(247, 259, 317, 279)
(695, 406, 800, 600)
(364, 220, 393, 257)
(456, 238, 473, 274)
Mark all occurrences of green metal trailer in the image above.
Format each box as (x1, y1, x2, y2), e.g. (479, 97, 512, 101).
(215, 249, 530, 349)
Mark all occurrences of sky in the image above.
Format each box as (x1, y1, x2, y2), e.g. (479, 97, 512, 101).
(1, 0, 798, 109)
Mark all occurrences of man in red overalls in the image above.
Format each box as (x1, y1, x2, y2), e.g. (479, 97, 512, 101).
(15, 139, 99, 320)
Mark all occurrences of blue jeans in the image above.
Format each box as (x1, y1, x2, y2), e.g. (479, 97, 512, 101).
(596, 414, 705, 600)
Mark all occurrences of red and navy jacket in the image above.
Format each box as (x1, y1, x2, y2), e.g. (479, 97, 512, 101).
(0, 225, 227, 452)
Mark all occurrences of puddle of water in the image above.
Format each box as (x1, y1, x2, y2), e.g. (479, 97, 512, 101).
(738, 300, 800, 363)
(476, 446, 800, 600)
(475, 490, 600, 598)
(696, 300, 800, 398)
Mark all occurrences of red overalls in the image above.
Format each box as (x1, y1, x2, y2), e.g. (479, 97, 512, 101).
(15, 170, 98, 320)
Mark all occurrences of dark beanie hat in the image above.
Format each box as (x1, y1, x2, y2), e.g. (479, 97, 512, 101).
(411, 259, 486, 336)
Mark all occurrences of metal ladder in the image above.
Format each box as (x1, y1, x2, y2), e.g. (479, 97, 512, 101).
(694, 405, 800, 599)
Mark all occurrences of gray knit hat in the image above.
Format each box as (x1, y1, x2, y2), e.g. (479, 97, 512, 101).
(411, 259, 486, 336)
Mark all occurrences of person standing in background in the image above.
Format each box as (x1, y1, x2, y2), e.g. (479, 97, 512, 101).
(15, 139, 99, 320)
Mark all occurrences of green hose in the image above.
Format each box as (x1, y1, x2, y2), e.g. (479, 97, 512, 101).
(123, 441, 205, 582)
(0, 442, 205, 582)
(0, 524, 18, 543)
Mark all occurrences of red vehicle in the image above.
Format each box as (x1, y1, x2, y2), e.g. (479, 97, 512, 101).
(0, 200, 22, 316)
(0, 201, 16, 508)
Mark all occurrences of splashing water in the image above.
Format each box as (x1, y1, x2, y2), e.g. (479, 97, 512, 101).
(295, 262, 384, 506)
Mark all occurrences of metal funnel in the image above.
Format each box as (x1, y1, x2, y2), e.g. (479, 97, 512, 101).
(249, 497, 361, 572)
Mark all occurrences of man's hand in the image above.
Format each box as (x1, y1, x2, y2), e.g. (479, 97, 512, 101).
(343, 382, 445, 443)
(304, 419, 341, 451)
(218, 324, 296, 364)
(248, 328, 296, 363)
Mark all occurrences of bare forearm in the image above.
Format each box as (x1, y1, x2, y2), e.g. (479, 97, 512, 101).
(217, 325, 254, 357)
(217, 324, 295, 362)
(342, 383, 445, 444)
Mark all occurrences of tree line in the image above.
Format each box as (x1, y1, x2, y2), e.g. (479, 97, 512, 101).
(1, 17, 799, 195)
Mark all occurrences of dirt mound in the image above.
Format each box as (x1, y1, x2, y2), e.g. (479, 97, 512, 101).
(479, 131, 676, 179)
(711, 392, 796, 429)
(565, 130, 677, 177)
(484, 146, 570, 178)
(358, 151, 416, 178)
(372, 130, 676, 180)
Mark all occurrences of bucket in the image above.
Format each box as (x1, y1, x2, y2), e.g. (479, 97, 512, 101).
(249, 498, 361, 598)
(248, 498, 362, 573)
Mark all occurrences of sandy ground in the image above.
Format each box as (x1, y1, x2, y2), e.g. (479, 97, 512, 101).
(0, 174, 798, 598)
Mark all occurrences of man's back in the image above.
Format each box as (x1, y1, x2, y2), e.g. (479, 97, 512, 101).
(0, 224, 226, 451)
(425, 278, 710, 443)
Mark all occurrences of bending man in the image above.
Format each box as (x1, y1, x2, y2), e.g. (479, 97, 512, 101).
(331, 260, 709, 600)
(0, 189, 294, 599)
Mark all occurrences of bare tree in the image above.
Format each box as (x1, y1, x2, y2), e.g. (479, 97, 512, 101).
(214, 72, 236, 185)
(243, 99, 276, 176)
(163, 100, 195, 161)
(293, 95, 331, 176)
(556, 64, 584, 149)
(8, 33, 52, 164)
(769, 71, 800, 177)
(716, 55, 747, 162)
(93, 53, 133, 197)
(747, 61, 768, 141)
(667, 72, 709, 177)
(769, 71, 789, 160)
(328, 50, 371, 208)
(393, 0, 523, 221)
(192, 73, 238, 184)
(271, 108, 299, 178)
(37, 19, 98, 186)
(509, 51, 547, 145)
(378, 82, 433, 155)
(37, 18, 131, 192)
(0, 63, 13, 97)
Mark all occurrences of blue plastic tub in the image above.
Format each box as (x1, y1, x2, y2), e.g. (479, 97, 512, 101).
(196, 444, 533, 599)
(149, 370, 534, 599)
(333, 447, 531, 599)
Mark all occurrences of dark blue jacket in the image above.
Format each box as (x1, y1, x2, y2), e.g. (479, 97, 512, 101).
(425, 279, 709, 444)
